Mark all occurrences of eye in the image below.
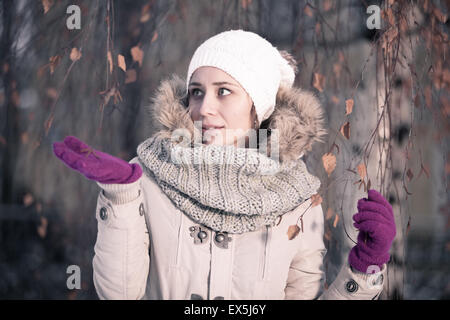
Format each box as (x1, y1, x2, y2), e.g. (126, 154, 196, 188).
(218, 88, 231, 96)
(190, 88, 203, 97)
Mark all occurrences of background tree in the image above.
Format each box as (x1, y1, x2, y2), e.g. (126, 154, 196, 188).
(0, 0, 448, 299)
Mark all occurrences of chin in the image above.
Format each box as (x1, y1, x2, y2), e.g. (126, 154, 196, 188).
(202, 138, 226, 146)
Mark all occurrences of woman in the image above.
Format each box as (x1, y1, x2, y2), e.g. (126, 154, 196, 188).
(53, 30, 396, 300)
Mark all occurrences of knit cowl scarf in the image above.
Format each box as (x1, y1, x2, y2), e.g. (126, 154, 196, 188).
(137, 74, 328, 234)
(137, 133, 321, 234)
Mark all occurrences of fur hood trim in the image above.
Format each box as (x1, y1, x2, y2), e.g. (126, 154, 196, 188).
(147, 74, 328, 163)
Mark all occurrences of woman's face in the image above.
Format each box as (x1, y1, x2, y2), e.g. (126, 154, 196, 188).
(188, 66, 255, 146)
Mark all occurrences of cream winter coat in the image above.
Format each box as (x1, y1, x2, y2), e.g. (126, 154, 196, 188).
(92, 75, 386, 300)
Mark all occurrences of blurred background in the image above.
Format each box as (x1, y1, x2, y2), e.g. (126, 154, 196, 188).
(0, 0, 448, 299)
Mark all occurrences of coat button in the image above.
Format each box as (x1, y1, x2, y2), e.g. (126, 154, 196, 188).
(372, 274, 384, 286)
(189, 225, 209, 244)
(99, 207, 108, 220)
(213, 232, 232, 249)
(215, 233, 225, 243)
(139, 203, 145, 216)
(345, 279, 358, 293)
(190, 293, 203, 300)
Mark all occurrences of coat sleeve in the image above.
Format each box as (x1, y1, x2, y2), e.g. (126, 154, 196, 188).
(318, 262, 386, 300)
(285, 203, 387, 300)
(92, 158, 150, 300)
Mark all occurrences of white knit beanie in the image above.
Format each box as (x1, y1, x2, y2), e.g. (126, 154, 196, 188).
(186, 29, 296, 124)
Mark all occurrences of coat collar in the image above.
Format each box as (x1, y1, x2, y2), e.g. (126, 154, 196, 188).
(146, 74, 328, 163)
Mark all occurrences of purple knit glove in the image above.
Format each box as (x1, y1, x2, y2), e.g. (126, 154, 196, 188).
(348, 189, 396, 273)
(53, 136, 142, 184)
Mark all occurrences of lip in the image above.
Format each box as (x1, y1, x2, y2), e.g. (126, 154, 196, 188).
(202, 125, 224, 131)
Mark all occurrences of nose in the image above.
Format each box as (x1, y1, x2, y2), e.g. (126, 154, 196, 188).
(198, 92, 218, 117)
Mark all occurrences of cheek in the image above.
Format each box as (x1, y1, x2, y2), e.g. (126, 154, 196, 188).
(188, 102, 200, 120)
(222, 109, 251, 129)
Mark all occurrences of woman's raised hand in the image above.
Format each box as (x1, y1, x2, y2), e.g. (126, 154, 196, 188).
(348, 189, 396, 273)
(53, 136, 142, 184)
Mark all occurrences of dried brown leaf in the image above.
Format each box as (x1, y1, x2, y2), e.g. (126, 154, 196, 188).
(287, 224, 300, 240)
(275, 216, 283, 226)
(140, 2, 152, 22)
(385, 8, 396, 26)
(49, 55, 60, 74)
(333, 214, 339, 228)
(107, 51, 113, 74)
(345, 99, 354, 115)
(324, 227, 332, 241)
(405, 216, 411, 235)
(140, 12, 151, 23)
(304, 5, 313, 17)
(323, 0, 332, 11)
(21, 132, 29, 145)
(241, 0, 252, 9)
(325, 208, 334, 221)
(151, 31, 158, 43)
(340, 121, 350, 139)
(322, 153, 336, 177)
(42, 0, 53, 14)
(312, 72, 325, 92)
(131, 46, 144, 67)
(357, 163, 367, 180)
(70, 48, 82, 62)
(46, 88, 58, 100)
(37, 216, 48, 238)
(23, 193, 34, 207)
(118, 54, 126, 72)
(315, 22, 321, 35)
(433, 7, 448, 23)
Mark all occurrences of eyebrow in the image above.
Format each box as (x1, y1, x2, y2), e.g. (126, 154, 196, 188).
(188, 81, 239, 87)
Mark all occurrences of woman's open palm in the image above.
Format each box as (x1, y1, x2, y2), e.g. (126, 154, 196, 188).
(53, 136, 142, 184)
